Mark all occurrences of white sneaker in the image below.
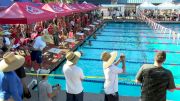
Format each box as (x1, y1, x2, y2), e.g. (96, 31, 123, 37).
(37, 69, 50, 74)
(30, 67, 35, 72)
(36, 69, 41, 74)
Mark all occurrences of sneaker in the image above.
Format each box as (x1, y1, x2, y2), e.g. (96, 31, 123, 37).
(36, 69, 41, 74)
(37, 69, 50, 74)
(30, 67, 35, 72)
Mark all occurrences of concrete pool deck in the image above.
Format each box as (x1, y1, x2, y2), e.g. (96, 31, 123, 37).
(24, 89, 140, 101)
(24, 76, 139, 101)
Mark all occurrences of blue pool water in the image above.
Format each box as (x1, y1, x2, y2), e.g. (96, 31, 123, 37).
(49, 22, 180, 101)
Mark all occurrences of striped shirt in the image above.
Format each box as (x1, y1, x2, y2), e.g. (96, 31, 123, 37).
(136, 64, 175, 101)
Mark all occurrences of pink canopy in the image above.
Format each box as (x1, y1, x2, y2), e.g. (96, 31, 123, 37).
(42, 2, 72, 17)
(71, 3, 89, 12)
(81, 3, 98, 11)
(0, 2, 55, 24)
(59, 3, 81, 13)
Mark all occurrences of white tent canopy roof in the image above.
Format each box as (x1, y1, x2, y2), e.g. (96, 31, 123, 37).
(157, 2, 178, 9)
(101, 4, 125, 7)
(139, 2, 157, 9)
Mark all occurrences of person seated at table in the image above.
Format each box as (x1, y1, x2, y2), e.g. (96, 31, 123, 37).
(68, 29, 75, 39)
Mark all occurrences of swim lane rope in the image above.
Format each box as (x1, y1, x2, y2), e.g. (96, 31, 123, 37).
(26, 73, 180, 90)
(83, 47, 180, 54)
(89, 40, 175, 45)
(96, 35, 170, 39)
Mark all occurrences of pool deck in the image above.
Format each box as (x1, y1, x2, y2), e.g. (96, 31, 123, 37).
(24, 87, 140, 101)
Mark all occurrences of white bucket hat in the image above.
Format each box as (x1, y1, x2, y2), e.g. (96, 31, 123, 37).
(65, 51, 81, 65)
(0, 52, 25, 72)
(101, 51, 117, 68)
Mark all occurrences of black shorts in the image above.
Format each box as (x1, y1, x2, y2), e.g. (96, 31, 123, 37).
(66, 91, 83, 101)
(31, 50, 42, 64)
(104, 92, 119, 101)
(15, 66, 26, 79)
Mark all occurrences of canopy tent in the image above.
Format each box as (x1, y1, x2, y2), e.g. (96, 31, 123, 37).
(100, 4, 125, 17)
(81, 3, 98, 11)
(157, 2, 178, 10)
(27, 2, 44, 8)
(87, 3, 98, 9)
(139, 2, 157, 10)
(42, 3, 72, 17)
(71, 3, 89, 12)
(59, 3, 81, 13)
(0, 2, 55, 24)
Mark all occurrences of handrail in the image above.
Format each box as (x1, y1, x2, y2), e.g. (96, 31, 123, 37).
(26, 73, 180, 90)
(136, 8, 180, 45)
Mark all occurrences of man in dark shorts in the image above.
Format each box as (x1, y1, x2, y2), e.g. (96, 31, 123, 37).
(15, 66, 31, 99)
(135, 51, 176, 101)
(31, 34, 53, 71)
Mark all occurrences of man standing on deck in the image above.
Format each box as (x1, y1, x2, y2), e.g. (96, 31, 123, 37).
(136, 51, 176, 101)
(63, 51, 84, 101)
(101, 51, 126, 101)
(30, 34, 54, 72)
(0, 52, 25, 101)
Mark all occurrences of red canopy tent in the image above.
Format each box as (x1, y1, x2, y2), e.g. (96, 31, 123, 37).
(0, 2, 55, 24)
(59, 3, 81, 13)
(42, 2, 72, 17)
(71, 3, 89, 12)
(81, 3, 98, 11)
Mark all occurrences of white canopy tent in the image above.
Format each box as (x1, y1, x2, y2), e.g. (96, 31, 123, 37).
(100, 4, 125, 17)
(139, 2, 157, 10)
(157, 2, 178, 10)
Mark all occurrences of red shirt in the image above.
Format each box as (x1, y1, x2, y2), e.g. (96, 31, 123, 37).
(14, 38, 20, 45)
(48, 25, 54, 35)
(35, 26, 43, 32)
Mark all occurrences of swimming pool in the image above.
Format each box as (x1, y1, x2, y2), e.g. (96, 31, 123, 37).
(49, 22, 180, 101)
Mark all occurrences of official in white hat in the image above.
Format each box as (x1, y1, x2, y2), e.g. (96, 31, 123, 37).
(101, 51, 126, 101)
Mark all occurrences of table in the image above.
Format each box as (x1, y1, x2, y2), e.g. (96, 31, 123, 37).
(76, 32, 84, 36)
(84, 28, 91, 31)
(97, 20, 102, 22)
(93, 22, 99, 25)
(89, 24, 95, 28)
(65, 38, 76, 43)
(48, 48, 61, 54)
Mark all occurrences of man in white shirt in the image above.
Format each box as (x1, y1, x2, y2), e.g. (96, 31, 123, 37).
(31, 34, 53, 71)
(63, 51, 84, 101)
(101, 51, 126, 101)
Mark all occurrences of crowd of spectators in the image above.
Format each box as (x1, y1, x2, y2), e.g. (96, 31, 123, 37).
(143, 9, 179, 21)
